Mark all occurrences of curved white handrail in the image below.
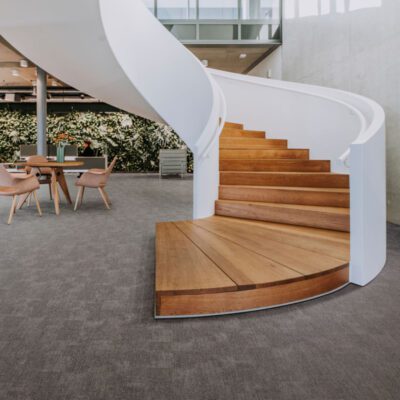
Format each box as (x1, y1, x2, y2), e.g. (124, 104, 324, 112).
(210, 69, 386, 287)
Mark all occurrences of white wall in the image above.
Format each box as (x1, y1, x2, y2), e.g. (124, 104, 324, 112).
(278, 0, 400, 224)
(248, 47, 283, 80)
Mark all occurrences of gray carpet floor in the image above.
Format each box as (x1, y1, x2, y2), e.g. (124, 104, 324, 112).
(0, 174, 399, 400)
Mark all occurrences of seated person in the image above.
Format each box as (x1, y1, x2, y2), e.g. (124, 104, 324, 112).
(81, 140, 95, 157)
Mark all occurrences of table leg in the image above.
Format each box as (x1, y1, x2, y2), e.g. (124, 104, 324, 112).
(57, 169, 72, 204)
(51, 169, 60, 215)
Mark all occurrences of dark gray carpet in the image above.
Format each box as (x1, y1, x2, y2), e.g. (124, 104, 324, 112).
(0, 174, 399, 400)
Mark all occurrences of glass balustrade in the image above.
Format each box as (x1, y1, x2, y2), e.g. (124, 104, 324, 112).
(143, 0, 282, 44)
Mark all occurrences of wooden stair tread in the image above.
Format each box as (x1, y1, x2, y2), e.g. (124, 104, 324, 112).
(175, 221, 303, 289)
(216, 199, 350, 215)
(220, 137, 288, 149)
(219, 185, 350, 208)
(220, 171, 349, 188)
(220, 159, 331, 172)
(221, 128, 266, 138)
(155, 222, 237, 295)
(196, 216, 349, 259)
(224, 122, 243, 129)
(191, 217, 349, 276)
(220, 185, 349, 193)
(220, 149, 310, 160)
(212, 215, 350, 243)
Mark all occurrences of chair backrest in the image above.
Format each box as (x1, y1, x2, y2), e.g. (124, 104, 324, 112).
(106, 156, 117, 176)
(0, 165, 14, 187)
(26, 155, 48, 164)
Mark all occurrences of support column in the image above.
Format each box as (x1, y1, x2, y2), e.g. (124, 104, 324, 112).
(36, 67, 47, 156)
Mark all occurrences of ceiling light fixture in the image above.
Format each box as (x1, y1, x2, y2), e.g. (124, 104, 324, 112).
(11, 69, 20, 77)
(239, 53, 247, 59)
(19, 59, 29, 68)
(201, 59, 209, 67)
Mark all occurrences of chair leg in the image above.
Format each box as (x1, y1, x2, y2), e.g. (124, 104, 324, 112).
(32, 191, 42, 216)
(27, 192, 32, 207)
(48, 183, 53, 200)
(7, 195, 17, 225)
(74, 187, 84, 211)
(98, 188, 111, 210)
(80, 187, 85, 207)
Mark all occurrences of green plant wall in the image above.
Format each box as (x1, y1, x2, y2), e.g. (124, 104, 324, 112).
(0, 110, 193, 172)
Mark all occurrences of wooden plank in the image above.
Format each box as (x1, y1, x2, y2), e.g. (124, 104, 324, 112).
(220, 138, 288, 149)
(194, 216, 350, 260)
(224, 122, 243, 129)
(215, 200, 350, 232)
(221, 128, 266, 138)
(219, 185, 350, 208)
(220, 172, 349, 188)
(157, 267, 349, 316)
(219, 149, 310, 160)
(220, 159, 331, 172)
(190, 217, 348, 276)
(175, 221, 303, 290)
(155, 223, 237, 295)
(213, 216, 350, 243)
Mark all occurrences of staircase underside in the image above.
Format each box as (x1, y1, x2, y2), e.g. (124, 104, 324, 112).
(155, 216, 349, 317)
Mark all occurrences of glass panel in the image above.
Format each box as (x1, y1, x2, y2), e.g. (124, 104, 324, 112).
(142, 0, 155, 14)
(241, 0, 280, 20)
(199, 24, 238, 40)
(164, 24, 197, 40)
(241, 24, 280, 40)
(158, 0, 196, 19)
(199, 0, 239, 20)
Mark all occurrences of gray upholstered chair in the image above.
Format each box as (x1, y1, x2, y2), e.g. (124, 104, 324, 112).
(0, 165, 42, 224)
(74, 157, 117, 210)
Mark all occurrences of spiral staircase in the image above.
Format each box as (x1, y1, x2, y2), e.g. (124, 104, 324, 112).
(0, 0, 386, 318)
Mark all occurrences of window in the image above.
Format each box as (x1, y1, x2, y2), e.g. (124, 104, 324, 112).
(199, 0, 238, 20)
(158, 0, 196, 19)
(241, 0, 280, 20)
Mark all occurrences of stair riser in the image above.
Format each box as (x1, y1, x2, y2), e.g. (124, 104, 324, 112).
(224, 122, 243, 130)
(221, 129, 266, 139)
(220, 160, 331, 172)
(220, 173, 349, 188)
(220, 138, 287, 147)
(215, 202, 350, 232)
(219, 186, 350, 208)
(220, 149, 310, 160)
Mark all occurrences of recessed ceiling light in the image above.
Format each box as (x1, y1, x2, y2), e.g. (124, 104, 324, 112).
(11, 69, 19, 77)
(239, 53, 247, 59)
(19, 59, 28, 68)
(201, 59, 209, 67)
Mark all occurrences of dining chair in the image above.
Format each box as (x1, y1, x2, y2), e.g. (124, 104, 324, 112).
(0, 165, 42, 224)
(25, 155, 53, 200)
(74, 156, 117, 211)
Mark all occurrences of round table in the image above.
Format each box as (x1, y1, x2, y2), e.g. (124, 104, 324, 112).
(16, 161, 83, 215)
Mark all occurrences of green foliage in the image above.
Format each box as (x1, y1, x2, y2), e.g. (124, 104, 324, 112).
(0, 110, 193, 172)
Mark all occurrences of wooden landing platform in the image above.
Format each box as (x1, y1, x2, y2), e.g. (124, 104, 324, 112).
(155, 216, 350, 317)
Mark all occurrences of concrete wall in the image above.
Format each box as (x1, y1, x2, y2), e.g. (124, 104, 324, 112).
(248, 47, 283, 80)
(250, 0, 400, 223)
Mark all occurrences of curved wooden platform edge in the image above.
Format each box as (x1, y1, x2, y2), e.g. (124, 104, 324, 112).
(155, 266, 349, 317)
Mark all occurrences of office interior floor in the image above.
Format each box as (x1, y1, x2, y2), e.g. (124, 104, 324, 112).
(0, 174, 398, 400)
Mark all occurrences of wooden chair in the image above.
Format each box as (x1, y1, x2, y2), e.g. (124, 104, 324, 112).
(17, 155, 53, 210)
(0, 165, 42, 224)
(74, 156, 117, 210)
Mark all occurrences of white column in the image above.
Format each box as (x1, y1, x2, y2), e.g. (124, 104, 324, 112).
(36, 67, 47, 156)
